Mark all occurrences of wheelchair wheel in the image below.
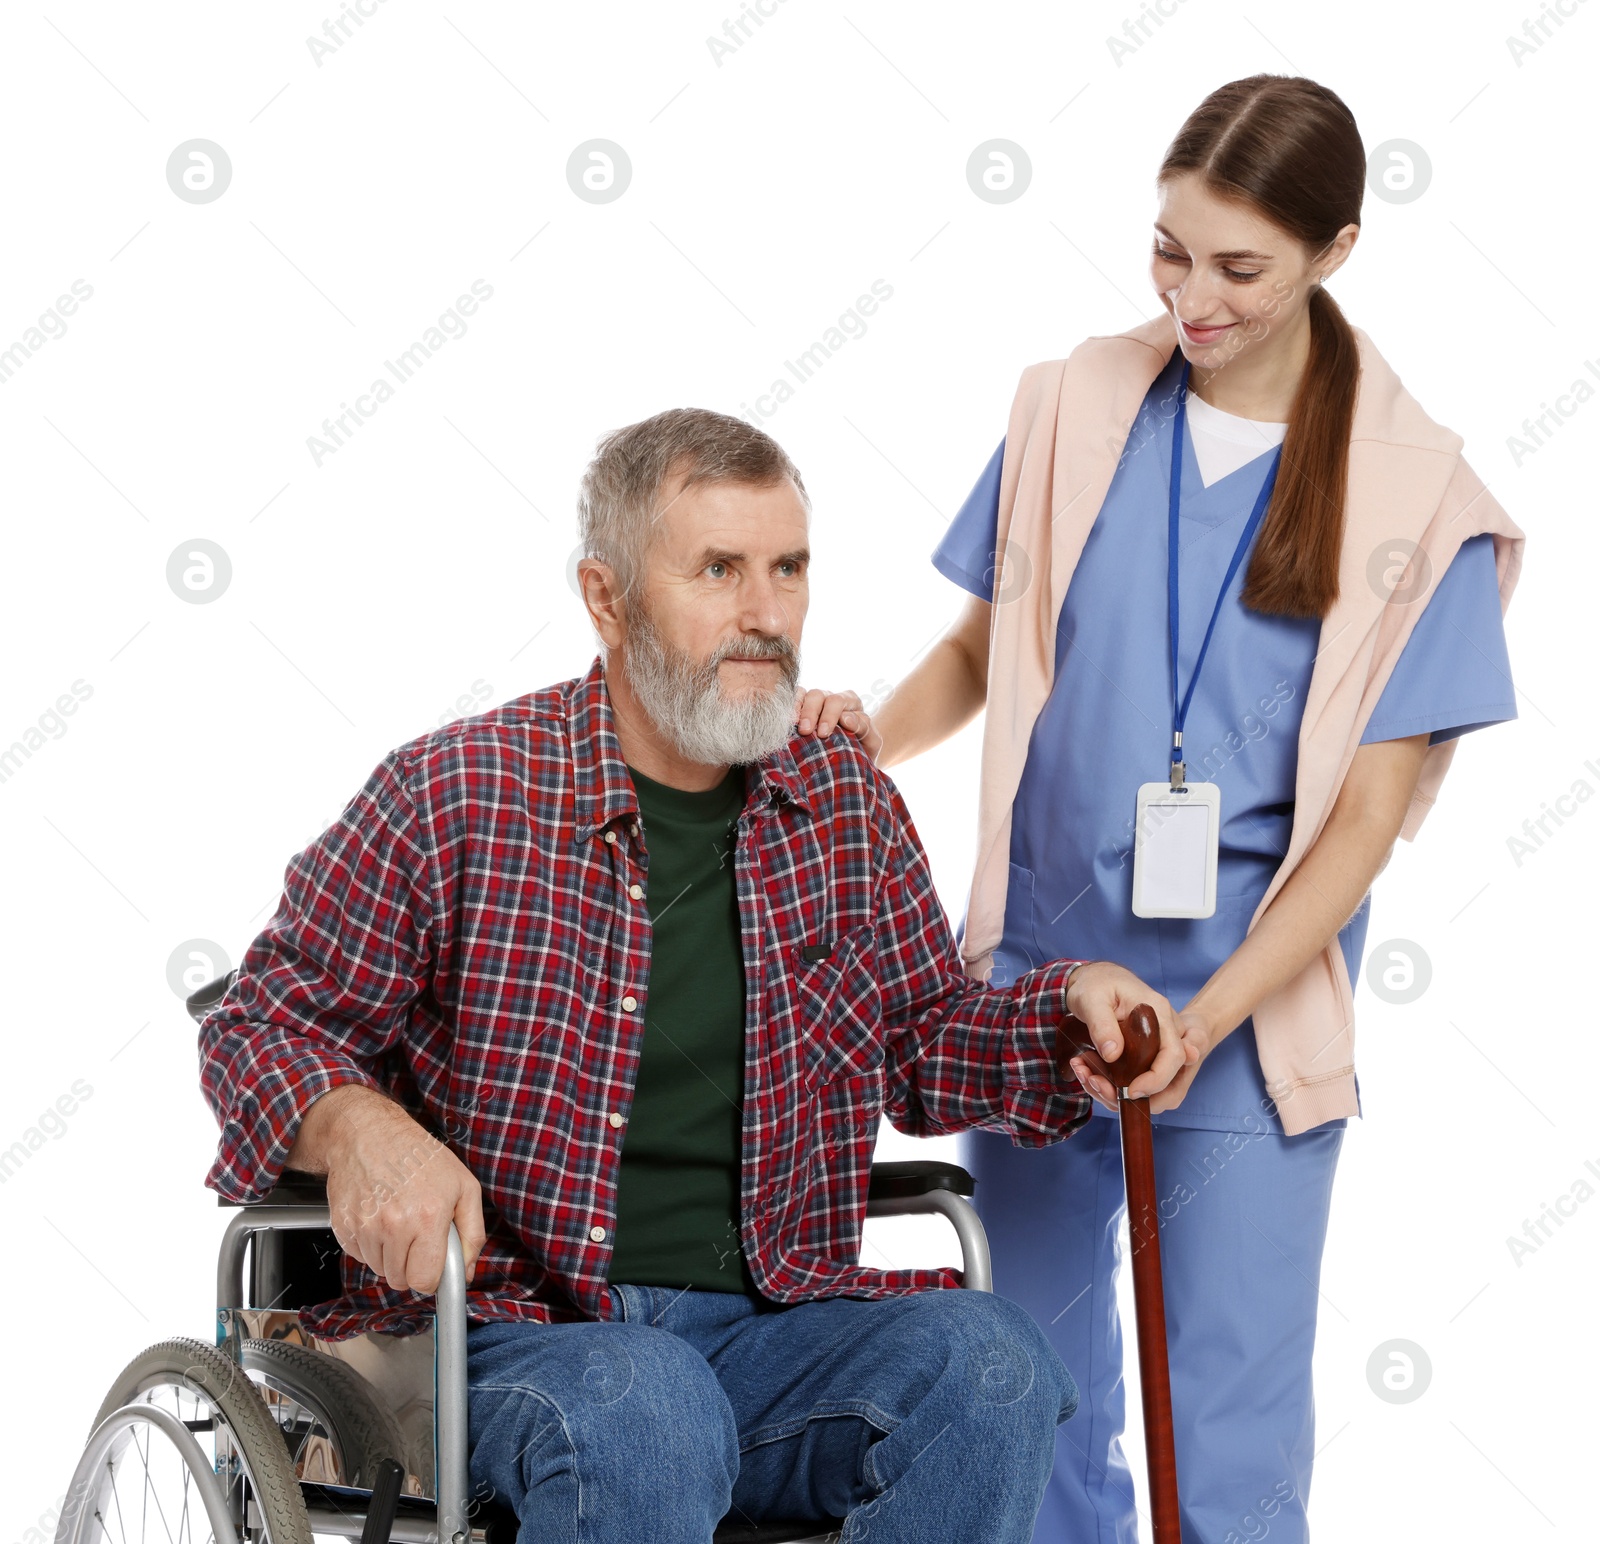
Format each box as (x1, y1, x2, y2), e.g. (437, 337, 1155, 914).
(242, 1337, 410, 1488)
(60, 1336, 311, 1544)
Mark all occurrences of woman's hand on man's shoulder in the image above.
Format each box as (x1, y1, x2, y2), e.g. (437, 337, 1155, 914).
(794, 686, 883, 764)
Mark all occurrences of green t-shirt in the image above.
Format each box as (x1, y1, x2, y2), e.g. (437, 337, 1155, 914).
(608, 761, 756, 1294)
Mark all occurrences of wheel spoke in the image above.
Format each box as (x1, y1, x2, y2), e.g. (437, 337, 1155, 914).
(134, 1415, 184, 1544)
(177, 1443, 196, 1544)
(106, 1449, 130, 1544)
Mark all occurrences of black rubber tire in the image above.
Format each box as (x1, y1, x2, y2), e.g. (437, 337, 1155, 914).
(82, 1335, 313, 1544)
(242, 1336, 410, 1488)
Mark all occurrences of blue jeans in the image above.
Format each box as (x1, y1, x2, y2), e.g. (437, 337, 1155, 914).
(466, 1283, 1079, 1543)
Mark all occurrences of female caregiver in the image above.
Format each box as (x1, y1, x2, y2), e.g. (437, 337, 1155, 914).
(799, 74, 1525, 1543)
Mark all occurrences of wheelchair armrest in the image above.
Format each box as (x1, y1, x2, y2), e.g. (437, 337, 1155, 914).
(215, 1168, 330, 1208)
(866, 1160, 975, 1201)
(865, 1161, 990, 1293)
(187, 967, 240, 1025)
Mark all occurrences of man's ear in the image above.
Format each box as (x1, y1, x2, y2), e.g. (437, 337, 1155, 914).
(577, 558, 627, 651)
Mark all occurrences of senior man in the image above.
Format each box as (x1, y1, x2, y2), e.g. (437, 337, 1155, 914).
(198, 407, 1186, 1542)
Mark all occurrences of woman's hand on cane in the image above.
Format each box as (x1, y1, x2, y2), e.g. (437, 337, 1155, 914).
(1145, 1009, 1216, 1113)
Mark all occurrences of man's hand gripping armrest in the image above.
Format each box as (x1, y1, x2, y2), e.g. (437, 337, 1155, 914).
(287, 1084, 487, 1294)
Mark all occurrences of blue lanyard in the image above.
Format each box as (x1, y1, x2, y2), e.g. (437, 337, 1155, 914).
(1167, 361, 1282, 782)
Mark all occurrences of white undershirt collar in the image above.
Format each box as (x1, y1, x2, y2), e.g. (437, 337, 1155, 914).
(1184, 389, 1287, 489)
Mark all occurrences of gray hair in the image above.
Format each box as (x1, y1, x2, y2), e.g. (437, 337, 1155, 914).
(576, 407, 810, 609)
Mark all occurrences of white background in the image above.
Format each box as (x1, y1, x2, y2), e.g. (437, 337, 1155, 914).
(2, 2, 1593, 1539)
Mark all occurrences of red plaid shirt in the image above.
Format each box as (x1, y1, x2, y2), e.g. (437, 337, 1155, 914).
(199, 655, 1089, 1338)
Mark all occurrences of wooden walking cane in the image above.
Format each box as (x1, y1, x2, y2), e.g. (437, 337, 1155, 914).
(1057, 1001, 1183, 1543)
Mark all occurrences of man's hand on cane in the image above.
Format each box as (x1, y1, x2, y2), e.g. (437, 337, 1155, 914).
(1057, 960, 1196, 1110)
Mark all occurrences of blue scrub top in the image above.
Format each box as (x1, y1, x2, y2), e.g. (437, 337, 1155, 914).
(933, 350, 1517, 1132)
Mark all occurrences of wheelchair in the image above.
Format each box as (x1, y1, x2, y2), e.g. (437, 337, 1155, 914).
(57, 971, 996, 1544)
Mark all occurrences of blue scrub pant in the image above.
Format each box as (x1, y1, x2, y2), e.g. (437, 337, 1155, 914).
(962, 1113, 1343, 1544)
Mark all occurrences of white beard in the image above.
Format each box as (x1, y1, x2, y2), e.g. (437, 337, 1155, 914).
(623, 605, 801, 766)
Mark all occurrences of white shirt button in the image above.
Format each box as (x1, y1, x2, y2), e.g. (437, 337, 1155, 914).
(589, 1225, 607, 1243)
(621, 995, 638, 1011)
(628, 884, 643, 900)
(608, 1112, 624, 1128)
(603, 830, 617, 844)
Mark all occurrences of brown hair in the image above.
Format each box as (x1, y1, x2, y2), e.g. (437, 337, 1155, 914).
(1159, 75, 1365, 618)
(577, 407, 809, 607)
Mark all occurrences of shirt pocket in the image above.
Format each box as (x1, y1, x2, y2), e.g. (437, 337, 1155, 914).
(1004, 861, 1048, 967)
(786, 920, 883, 1088)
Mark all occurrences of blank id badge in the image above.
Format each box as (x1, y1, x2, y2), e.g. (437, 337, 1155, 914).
(1131, 780, 1220, 918)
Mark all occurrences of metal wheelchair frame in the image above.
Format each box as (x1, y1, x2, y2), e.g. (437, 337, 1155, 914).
(212, 1158, 991, 1544)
